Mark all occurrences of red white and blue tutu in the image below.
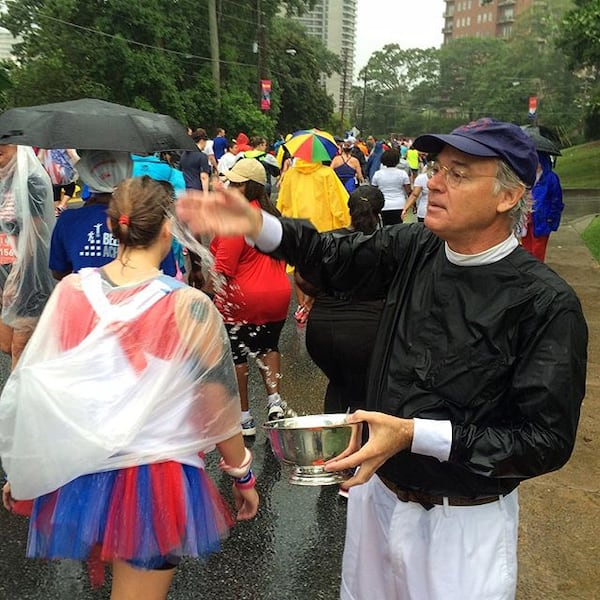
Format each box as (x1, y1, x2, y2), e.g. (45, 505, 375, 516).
(27, 461, 234, 569)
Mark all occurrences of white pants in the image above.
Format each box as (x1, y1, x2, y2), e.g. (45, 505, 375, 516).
(341, 475, 519, 600)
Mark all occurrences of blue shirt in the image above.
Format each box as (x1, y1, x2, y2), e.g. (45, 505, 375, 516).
(179, 150, 210, 190)
(213, 136, 228, 160)
(49, 202, 176, 276)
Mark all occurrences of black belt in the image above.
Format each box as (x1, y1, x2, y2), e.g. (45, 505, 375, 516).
(379, 476, 500, 511)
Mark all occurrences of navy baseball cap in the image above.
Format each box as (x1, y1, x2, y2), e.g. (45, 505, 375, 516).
(413, 117, 538, 187)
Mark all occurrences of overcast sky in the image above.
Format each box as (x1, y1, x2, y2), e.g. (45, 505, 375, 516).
(355, 0, 445, 78)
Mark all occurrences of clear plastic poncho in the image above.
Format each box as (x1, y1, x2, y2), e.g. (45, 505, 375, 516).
(0, 268, 242, 499)
(0, 146, 56, 329)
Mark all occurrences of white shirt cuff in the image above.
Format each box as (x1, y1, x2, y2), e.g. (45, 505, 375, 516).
(244, 210, 282, 252)
(411, 418, 452, 462)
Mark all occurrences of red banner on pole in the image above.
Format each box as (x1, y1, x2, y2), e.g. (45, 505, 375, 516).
(260, 80, 271, 111)
(528, 96, 537, 119)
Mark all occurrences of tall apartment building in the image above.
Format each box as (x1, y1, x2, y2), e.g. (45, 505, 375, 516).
(288, 0, 357, 115)
(442, 0, 534, 43)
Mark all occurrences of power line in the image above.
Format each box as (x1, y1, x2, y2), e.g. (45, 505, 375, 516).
(38, 14, 260, 70)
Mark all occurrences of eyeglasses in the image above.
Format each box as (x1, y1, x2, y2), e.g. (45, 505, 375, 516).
(430, 162, 498, 189)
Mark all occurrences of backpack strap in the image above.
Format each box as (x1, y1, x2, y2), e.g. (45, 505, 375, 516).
(79, 268, 175, 324)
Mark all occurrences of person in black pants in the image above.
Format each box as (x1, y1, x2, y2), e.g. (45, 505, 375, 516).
(296, 186, 385, 414)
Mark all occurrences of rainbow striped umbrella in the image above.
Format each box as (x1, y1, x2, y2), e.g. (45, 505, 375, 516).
(284, 128, 339, 163)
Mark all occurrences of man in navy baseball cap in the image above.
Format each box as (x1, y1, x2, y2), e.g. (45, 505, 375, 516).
(176, 115, 586, 600)
(413, 117, 538, 187)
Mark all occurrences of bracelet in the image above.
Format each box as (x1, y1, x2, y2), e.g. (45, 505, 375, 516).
(233, 470, 256, 490)
(219, 447, 253, 479)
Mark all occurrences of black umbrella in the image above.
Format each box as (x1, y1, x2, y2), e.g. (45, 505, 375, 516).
(0, 98, 197, 153)
(520, 124, 562, 156)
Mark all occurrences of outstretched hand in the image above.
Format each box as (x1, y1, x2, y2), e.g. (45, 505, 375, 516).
(176, 181, 263, 239)
(324, 410, 414, 489)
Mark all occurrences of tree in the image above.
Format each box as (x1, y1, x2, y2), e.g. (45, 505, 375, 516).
(0, 0, 330, 138)
(1, 0, 214, 124)
(354, 0, 586, 141)
(356, 45, 439, 136)
(557, 0, 600, 138)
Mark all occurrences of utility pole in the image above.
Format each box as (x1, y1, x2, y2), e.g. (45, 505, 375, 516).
(361, 69, 368, 133)
(257, 0, 267, 106)
(208, 0, 221, 104)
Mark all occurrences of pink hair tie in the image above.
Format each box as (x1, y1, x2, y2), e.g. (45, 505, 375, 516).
(118, 215, 130, 226)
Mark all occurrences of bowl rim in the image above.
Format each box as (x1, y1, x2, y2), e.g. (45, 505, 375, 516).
(262, 413, 356, 430)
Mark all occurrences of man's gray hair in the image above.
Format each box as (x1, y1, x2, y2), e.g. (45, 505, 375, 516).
(493, 159, 532, 236)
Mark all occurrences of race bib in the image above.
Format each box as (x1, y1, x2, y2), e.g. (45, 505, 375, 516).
(0, 233, 16, 264)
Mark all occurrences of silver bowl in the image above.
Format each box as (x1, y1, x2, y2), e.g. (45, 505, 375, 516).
(263, 413, 360, 486)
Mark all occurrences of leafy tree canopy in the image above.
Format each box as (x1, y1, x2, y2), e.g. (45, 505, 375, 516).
(0, 0, 335, 139)
(557, 0, 600, 69)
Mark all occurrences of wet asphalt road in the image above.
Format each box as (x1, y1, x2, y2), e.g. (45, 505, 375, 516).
(0, 194, 598, 599)
(0, 305, 345, 600)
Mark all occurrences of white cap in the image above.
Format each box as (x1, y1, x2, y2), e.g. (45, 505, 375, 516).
(76, 150, 132, 193)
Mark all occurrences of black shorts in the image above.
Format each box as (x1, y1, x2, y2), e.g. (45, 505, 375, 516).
(381, 210, 403, 226)
(127, 556, 180, 570)
(53, 183, 76, 202)
(225, 320, 285, 365)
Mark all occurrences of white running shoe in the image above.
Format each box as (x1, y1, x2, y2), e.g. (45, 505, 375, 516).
(267, 394, 287, 421)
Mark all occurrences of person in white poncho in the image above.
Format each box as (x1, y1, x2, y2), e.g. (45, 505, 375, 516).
(0, 144, 55, 369)
(1, 175, 258, 599)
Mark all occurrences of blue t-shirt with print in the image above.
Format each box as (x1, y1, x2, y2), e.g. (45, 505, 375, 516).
(49, 202, 176, 275)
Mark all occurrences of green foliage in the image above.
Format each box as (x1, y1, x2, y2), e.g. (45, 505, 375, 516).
(353, 45, 440, 137)
(219, 88, 275, 140)
(558, 0, 600, 69)
(556, 0, 600, 137)
(582, 216, 600, 262)
(352, 1, 590, 142)
(0, 0, 336, 140)
(554, 140, 600, 188)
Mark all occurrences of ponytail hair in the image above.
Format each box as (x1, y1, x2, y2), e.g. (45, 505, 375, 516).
(108, 176, 172, 249)
(347, 185, 385, 234)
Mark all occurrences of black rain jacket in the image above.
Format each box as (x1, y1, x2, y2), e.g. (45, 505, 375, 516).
(275, 218, 588, 498)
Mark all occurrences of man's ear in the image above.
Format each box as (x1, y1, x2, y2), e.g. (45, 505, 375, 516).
(497, 185, 526, 215)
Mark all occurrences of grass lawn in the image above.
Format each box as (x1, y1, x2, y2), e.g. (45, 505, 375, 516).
(555, 141, 600, 189)
(582, 215, 600, 261)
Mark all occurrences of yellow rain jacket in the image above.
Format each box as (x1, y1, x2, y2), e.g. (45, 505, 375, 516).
(276, 160, 350, 232)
